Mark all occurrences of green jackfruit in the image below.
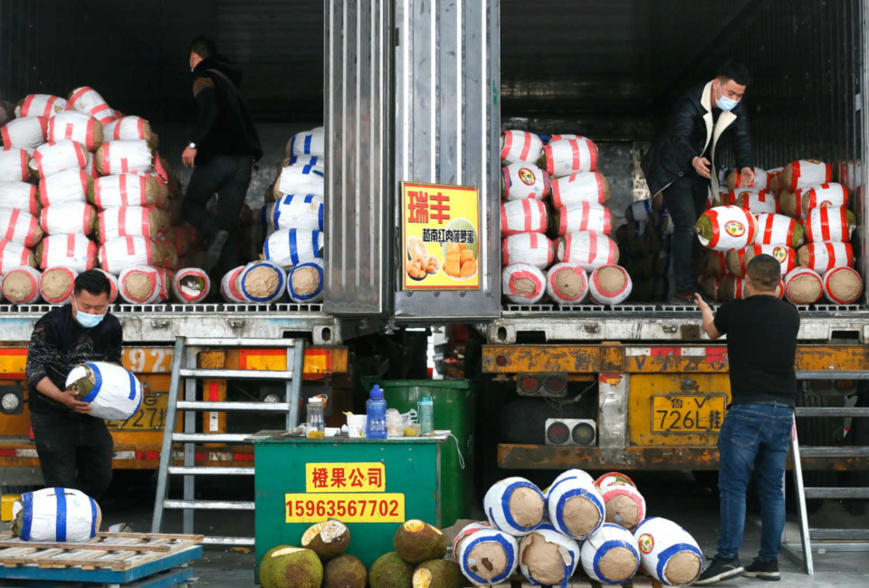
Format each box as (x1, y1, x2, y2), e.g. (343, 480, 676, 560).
(323, 554, 367, 588)
(394, 520, 448, 564)
(369, 552, 414, 588)
(259, 546, 323, 588)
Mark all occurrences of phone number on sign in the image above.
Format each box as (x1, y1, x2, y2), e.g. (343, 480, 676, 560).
(284, 493, 406, 523)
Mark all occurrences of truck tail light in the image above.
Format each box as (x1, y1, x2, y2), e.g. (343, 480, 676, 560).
(0, 388, 23, 415)
(518, 375, 541, 395)
(545, 419, 596, 446)
(518, 373, 568, 397)
(543, 375, 568, 396)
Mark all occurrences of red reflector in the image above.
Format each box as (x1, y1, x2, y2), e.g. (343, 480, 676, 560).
(137, 451, 161, 461)
(0, 449, 17, 457)
(546, 422, 571, 445)
(835, 379, 854, 389)
(519, 376, 540, 392)
(234, 453, 255, 462)
(545, 375, 568, 393)
(496, 356, 507, 366)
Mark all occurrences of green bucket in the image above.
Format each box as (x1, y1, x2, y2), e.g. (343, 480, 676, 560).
(362, 378, 475, 528)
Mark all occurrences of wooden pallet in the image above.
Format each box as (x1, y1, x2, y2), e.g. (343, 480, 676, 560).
(0, 532, 203, 573)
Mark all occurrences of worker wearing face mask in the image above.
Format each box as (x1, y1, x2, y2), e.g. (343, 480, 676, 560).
(25, 270, 123, 500)
(641, 60, 755, 304)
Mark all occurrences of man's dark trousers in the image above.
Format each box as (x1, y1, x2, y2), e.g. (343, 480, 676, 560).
(662, 171, 710, 297)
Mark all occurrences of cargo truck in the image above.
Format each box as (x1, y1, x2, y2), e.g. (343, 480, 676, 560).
(0, 0, 866, 491)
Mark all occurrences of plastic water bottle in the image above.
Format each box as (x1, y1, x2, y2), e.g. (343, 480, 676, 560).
(366, 385, 387, 439)
(418, 396, 434, 436)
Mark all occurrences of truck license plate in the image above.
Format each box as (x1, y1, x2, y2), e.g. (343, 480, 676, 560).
(107, 393, 168, 431)
(651, 394, 726, 433)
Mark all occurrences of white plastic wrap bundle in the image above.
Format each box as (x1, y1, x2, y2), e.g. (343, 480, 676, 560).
(48, 112, 103, 151)
(39, 169, 92, 207)
(545, 469, 605, 540)
(97, 206, 165, 241)
(155, 268, 172, 302)
(503, 263, 546, 305)
(32, 141, 88, 177)
(633, 517, 703, 586)
(580, 523, 641, 584)
(589, 265, 633, 305)
(0, 181, 40, 215)
(695, 206, 758, 251)
(797, 242, 853, 274)
(540, 138, 598, 177)
(99, 236, 158, 274)
(484, 477, 546, 536)
(502, 233, 554, 269)
(781, 159, 832, 192)
(93, 173, 164, 208)
(452, 522, 492, 555)
(16, 94, 67, 118)
(38, 234, 96, 272)
(221, 265, 248, 303)
(551, 172, 610, 208)
(726, 244, 796, 277)
(786, 183, 848, 219)
(264, 229, 324, 268)
(96, 269, 119, 304)
(555, 202, 611, 236)
(500, 130, 543, 165)
(727, 167, 770, 191)
(66, 361, 143, 421)
(288, 127, 325, 157)
(0, 147, 31, 182)
(805, 206, 856, 243)
(41, 203, 97, 236)
(95, 140, 152, 176)
(3, 266, 42, 304)
(287, 260, 324, 303)
(754, 213, 805, 248)
(1, 116, 47, 149)
(275, 163, 325, 198)
(0, 208, 42, 247)
(12, 488, 99, 542)
(67, 87, 110, 114)
(39, 267, 78, 305)
(594, 472, 646, 530)
(501, 163, 550, 201)
(118, 265, 163, 304)
(732, 189, 779, 215)
(456, 527, 519, 586)
(500, 200, 548, 236)
(269, 194, 324, 231)
(823, 266, 863, 304)
(103, 116, 153, 143)
(0, 240, 35, 273)
(556, 232, 618, 271)
(172, 268, 211, 303)
(546, 263, 588, 305)
(517, 523, 580, 588)
(784, 267, 824, 305)
(239, 261, 286, 304)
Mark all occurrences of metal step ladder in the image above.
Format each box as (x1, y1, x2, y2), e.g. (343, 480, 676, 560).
(150, 336, 306, 546)
(782, 371, 869, 574)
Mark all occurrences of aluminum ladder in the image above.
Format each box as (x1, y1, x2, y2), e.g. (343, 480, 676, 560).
(150, 336, 305, 546)
(782, 371, 869, 574)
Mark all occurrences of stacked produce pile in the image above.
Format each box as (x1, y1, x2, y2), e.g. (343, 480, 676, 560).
(500, 131, 632, 307)
(0, 88, 208, 305)
(615, 194, 675, 302)
(222, 126, 325, 305)
(695, 159, 862, 305)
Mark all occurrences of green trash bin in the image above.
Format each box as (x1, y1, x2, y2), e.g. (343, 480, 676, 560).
(362, 378, 475, 528)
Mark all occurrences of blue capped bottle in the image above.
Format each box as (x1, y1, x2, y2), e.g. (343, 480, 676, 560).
(365, 384, 387, 439)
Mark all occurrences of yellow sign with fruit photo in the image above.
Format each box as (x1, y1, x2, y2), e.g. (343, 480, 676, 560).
(401, 182, 480, 290)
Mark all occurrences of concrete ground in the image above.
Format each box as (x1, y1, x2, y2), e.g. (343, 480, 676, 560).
(36, 471, 869, 587)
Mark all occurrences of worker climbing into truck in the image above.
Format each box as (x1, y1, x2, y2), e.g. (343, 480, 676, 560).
(25, 270, 123, 501)
(641, 60, 755, 304)
(694, 254, 800, 584)
(182, 36, 263, 275)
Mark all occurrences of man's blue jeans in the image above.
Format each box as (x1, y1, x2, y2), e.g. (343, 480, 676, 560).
(717, 403, 794, 562)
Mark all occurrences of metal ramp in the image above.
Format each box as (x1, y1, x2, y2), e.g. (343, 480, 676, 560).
(782, 372, 869, 574)
(150, 337, 305, 546)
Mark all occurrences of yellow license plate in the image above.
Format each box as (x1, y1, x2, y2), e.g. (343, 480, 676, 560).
(107, 393, 167, 431)
(651, 394, 726, 433)
(284, 493, 405, 523)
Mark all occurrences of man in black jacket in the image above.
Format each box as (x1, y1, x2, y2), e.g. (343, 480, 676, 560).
(641, 61, 755, 303)
(182, 37, 263, 273)
(26, 270, 123, 500)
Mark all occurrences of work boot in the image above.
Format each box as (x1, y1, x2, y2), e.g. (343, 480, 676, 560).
(693, 555, 744, 585)
(204, 230, 229, 272)
(743, 558, 780, 581)
(667, 293, 695, 306)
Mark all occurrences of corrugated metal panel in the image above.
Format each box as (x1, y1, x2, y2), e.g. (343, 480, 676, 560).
(392, 0, 501, 319)
(323, 0, 392, 315)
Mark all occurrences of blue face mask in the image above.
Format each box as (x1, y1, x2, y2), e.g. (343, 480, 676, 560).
(716, 83, 740, 111)
(74, 300, 106, 328)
